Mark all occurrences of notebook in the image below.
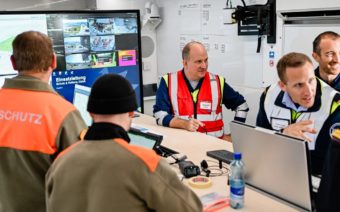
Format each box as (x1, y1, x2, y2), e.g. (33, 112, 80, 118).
(230, 121, 313, 212)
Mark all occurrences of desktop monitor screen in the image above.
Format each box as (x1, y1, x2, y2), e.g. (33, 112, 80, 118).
(73, 84, 92, 126)
(0, 10, 143, 113)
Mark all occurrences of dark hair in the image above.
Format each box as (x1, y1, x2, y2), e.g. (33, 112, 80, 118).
(182, 41, 205, 60)
(313, 31, 339, 55)
(277, 52, 313, 83)
(12, 31, 53, 72)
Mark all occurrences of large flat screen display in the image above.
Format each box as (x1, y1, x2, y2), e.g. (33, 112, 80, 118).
(0, 10, 143, 113)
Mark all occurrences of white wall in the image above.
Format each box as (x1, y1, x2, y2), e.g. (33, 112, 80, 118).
(96, 0, 146, 11)
(277, 0, 340, 12)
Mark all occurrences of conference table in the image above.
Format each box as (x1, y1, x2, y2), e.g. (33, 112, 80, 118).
(133, 113, 298, 211)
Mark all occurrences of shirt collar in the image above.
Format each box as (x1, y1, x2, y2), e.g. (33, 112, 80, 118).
(181, 68, 204, 92)
(281, 92, 308, 112)
(3, 75, 57, 93)
(315, 66, 340, 88)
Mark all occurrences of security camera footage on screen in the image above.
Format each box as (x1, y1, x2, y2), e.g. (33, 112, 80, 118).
(0, 11, 143, 114)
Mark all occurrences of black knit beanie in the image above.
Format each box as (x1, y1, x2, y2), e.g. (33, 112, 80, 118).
(87, 74, 138, 114)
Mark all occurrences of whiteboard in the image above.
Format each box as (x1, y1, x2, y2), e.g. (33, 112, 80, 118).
(156, 0, 264, 88)
(283, 24, 340, 66)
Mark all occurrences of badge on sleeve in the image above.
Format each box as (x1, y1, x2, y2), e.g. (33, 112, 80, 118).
(200, 101, 212, 110)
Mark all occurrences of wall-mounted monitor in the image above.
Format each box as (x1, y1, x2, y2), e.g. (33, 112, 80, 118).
(0, 10, 144, 113)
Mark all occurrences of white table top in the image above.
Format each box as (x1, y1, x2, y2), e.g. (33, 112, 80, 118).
(133, 113, 298, 212)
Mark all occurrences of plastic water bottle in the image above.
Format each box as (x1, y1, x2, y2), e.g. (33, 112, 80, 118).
(229, 152, 245, 209)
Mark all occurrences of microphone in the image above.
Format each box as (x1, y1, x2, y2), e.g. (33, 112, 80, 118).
(200, 160, 211, 177)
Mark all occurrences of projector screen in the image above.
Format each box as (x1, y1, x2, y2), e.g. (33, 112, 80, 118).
(0, 10, 144, 113)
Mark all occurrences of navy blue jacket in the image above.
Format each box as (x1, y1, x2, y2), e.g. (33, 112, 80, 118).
(153, 69, 247, 126)
(315, 66, 340, 92)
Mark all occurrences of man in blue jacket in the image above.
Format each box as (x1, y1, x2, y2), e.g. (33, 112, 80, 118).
(312, 31, 340, 91)
(154, 41, 248, 139)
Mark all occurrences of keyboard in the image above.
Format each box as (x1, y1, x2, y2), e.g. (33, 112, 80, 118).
(207, 150, 234, 164)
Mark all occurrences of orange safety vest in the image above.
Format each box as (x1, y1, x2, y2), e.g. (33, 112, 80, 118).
(0, 88, 76, 155)
(168, 70, 224, 138)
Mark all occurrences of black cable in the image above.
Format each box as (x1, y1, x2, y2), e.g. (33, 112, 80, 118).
(169, 154, 187, 165)
(201, 160, 230, 177)
(256, 35, 262, 53)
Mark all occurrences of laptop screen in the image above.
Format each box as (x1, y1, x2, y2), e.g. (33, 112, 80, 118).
(230, 121, 313, 211)
(128, 127, 163, 150)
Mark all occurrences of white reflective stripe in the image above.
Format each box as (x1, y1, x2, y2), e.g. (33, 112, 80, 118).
(178, 115, 190, 120)
(210, 73, 219, 111)
(170, 72, 179, 116)
(235, 110, 248, 119)
(207, 129, 224, 138)
(154, 111, 168, 126)
(236, 102, 249, 111)
(197, 112, 222, 121)
(264, 84, 282, 123)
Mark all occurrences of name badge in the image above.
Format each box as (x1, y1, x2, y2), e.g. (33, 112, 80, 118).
(271, 118, 289, 131)
(200, 101, 212, 110)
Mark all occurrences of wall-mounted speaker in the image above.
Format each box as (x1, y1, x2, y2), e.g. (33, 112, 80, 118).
(141, 35, 155, 59)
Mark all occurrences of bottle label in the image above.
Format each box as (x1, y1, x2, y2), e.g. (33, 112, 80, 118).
(231, 187, 244, 196)
(230, 179, 245, 196)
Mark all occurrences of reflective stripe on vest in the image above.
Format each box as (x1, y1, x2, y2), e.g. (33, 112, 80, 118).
(168, 70, 224, 137)
(263, 80, 337, 149)
(0, 88, 76, 154)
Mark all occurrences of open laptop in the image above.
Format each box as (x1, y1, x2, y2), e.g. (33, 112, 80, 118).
(128, 127, 163, 150)
(230, 121, 313, 212)
(128, 127, 178, 157)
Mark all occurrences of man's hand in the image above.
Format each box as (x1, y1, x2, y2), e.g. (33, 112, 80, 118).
(185, 118, 205, 132)
(169, 117, 204, 132)
(282, 120, 317, 142)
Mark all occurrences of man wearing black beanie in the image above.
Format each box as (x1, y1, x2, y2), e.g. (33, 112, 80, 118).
(46, 74, 203, 212)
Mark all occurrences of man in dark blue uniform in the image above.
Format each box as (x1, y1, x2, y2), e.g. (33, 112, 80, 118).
(153, 41, 248, 139)
(256, 52, 340, 176)
(312, 31, 340, 91)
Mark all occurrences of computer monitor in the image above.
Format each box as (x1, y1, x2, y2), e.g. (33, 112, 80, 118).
(230, 121, 313, 212)
(73, 84, 92, 126)
(0, 10, 143, 112)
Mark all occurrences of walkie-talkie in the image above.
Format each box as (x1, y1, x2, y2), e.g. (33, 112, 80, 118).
(178, 161, 200, 178)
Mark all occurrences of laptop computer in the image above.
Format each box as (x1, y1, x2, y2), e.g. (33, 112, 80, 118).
(230, 121, 313, 212)
(128, 127, 163, 150)
(128, 127, 178, 157)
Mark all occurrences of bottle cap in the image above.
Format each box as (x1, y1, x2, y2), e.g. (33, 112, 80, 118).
(234, 152, 242, 160)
